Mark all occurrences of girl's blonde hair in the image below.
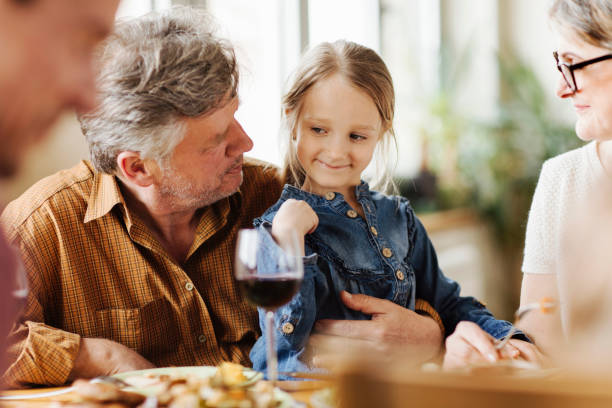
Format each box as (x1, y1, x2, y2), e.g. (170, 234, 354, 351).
(281, 40, 397, 193)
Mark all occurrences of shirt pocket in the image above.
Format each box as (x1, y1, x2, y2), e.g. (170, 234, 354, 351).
(95, 298, 179, 357)
(330, 258, 393, 300)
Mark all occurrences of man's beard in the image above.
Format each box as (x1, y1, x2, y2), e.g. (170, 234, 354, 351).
(157, 162, 242, 211)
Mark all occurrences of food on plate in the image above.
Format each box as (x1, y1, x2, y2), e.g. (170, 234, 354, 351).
(156, 375, 275, 407)
(63, 363, 282, 408)
(71, 378, 145, 406)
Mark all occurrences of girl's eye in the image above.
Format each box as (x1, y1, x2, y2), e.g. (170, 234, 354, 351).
(311, 127, 325, 135)
(350, 133, 366, 141)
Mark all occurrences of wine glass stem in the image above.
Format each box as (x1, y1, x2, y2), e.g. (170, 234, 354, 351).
(265, 309, 278, 384)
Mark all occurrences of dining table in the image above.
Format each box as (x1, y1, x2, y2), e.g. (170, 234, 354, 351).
(0, 378, 333, 408)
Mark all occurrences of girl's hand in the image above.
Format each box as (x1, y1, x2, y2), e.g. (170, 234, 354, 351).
(442, 321, 544, 370)
(271, 199, 319, 255)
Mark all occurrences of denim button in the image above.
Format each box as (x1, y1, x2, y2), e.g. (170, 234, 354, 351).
(198, 334, 207, 344)
(185, 282, 194, 291)
(281, 322, 295, 334)
(346, 209, 358, 218)
(382, 247, 392, 258)
(325, 192, 335, 200)
(395, 270, 405, 280)
(370, 226, 378, 236)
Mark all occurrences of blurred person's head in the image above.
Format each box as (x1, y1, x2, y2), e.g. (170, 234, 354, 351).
(0, 0, 119, 177)
(0, 0, 119, 382)
(79, 8, 253, 212)
(550, 0, 612, 142)
(281, 40, 397, 194)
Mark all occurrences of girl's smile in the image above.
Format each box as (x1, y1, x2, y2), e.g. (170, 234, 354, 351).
(295, 73, 382, 202)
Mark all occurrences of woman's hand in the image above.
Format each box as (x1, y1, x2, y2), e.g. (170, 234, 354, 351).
(271, 199, 318, 256)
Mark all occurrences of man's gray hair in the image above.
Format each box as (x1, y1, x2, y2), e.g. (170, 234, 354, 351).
(79, 7, 239, 174)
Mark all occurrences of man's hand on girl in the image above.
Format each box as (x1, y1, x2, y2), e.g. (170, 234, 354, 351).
(311, 291, 443, 365)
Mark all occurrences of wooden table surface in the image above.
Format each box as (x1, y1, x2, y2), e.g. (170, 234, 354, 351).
(0, 380, 332, 407)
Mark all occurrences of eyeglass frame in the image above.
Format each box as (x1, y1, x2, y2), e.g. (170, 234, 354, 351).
(553, 51, 612, 92)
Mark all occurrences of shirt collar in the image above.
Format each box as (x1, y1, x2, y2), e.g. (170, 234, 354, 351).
(83, 164, 242, 257)
(83, 166, 130, 225)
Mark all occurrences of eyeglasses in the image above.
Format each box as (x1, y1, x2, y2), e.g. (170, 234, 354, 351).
(554, 51, 612, 92)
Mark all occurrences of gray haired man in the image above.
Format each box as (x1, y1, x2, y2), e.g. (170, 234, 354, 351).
(1, 8, 282, 387)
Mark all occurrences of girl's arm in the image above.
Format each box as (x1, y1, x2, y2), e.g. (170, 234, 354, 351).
(409, 215, 545, 366)
(271, 199, 318, 257)
(250, 217, 327, 376)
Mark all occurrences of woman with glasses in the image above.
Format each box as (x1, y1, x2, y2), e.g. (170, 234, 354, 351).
(443, 0, 612, 369)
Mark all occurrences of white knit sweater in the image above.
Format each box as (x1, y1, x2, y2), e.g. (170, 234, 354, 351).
(522, 141, 611, 274)
(522, 141, 612, 330)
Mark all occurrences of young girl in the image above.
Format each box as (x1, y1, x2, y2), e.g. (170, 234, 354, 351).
(250, 40, 523, 373)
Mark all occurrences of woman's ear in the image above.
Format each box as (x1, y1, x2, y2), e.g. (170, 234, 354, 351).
(115, 151, 156, 187)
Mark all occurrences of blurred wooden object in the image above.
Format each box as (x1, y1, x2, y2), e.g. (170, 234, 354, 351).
(337, 368, 612, 408)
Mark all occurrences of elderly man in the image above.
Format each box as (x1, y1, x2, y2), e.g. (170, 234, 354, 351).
(0, 0, 119, 379)
(1, 9, 284, 388)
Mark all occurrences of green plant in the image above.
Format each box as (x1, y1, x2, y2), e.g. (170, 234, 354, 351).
(417, 50, 580, 246)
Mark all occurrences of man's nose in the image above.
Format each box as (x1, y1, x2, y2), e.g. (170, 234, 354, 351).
(227, 119, 253, 156)
(556, 75, 574, 98)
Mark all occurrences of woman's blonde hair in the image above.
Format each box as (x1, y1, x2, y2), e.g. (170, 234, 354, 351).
(281, 40, 397, 193)
(549, 0, 612, 50)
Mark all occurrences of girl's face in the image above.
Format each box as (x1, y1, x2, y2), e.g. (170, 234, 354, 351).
(555, 32, 612, 141)
(295, 74, 382, 199)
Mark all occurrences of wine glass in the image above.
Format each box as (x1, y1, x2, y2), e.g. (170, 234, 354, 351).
(234, 228, 304, 383)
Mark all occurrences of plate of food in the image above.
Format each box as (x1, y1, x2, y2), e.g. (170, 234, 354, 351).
(113, 363, 263, 395)
(68, 363, 295, 407)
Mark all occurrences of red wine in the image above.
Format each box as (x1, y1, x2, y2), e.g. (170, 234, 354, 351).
(237, 276, 302, 309)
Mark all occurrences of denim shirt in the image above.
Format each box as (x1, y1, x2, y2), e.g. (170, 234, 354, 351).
(250, 183, 521, 374)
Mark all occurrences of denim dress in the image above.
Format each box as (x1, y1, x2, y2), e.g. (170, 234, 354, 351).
(250, 183, 521, 374)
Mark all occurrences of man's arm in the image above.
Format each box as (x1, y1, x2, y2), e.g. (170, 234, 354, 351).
(4, 312, 155, 388)
(69, 338, 155, 381)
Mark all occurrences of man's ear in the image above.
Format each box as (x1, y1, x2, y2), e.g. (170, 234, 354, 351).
(116, 151, 156, 187)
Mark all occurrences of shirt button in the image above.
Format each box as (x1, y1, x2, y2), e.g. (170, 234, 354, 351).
(370, 226, 378, 236)
(281, 322, 295, 334)
(325, 192, 335, 200)
(396, 270, 405, 280)
(198, 334, 207, 344)
(185, 282, 194, 291)
(382, 247, 393, 258)
(346, 209, 358, 218)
